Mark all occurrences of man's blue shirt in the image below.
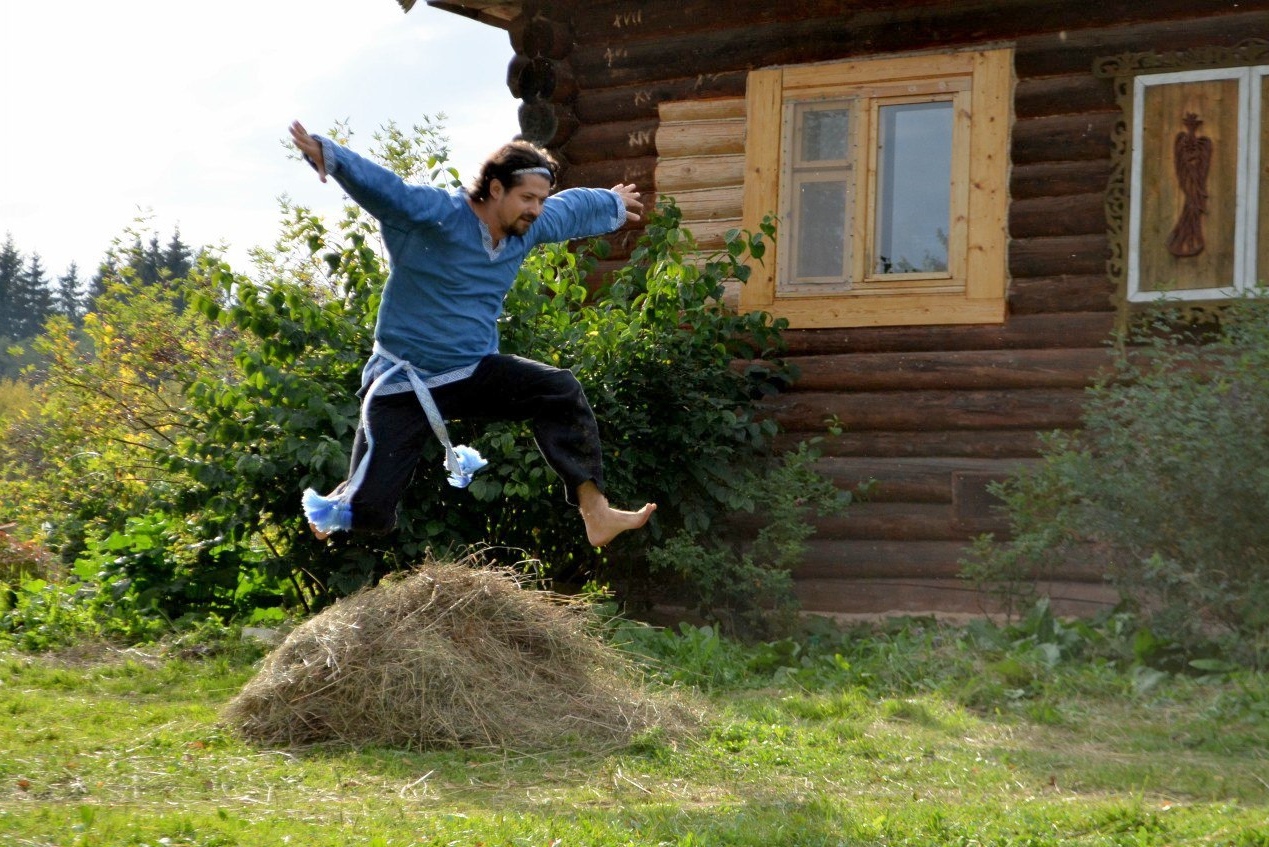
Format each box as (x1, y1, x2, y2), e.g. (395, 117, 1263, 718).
(316, 138, 625, 389)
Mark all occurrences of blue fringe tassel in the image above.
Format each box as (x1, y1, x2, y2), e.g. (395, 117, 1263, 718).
(446, 444, 488, 489)
(302, 488, 353, 534)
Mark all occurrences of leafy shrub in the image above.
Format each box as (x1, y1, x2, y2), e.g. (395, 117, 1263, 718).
(2, 119, 834, 636)
(0, 525, 55, 584)
(179, 128, 804, 615)
(646, 440, 851, 638)
(964, 299, 1269, 666)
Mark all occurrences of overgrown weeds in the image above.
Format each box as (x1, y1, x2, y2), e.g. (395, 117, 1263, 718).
(963, 297, 1269, 668)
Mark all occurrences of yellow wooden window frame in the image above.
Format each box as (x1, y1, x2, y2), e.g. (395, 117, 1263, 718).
(740, 48, 1013, 328)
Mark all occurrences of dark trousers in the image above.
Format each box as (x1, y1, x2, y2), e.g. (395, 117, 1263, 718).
(346, 354, 604, 533)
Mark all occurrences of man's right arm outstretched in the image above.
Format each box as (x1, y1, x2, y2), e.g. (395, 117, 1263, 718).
(288, 120, 448, 230)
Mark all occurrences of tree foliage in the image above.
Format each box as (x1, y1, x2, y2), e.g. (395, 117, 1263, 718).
(2, 119, 831, 634)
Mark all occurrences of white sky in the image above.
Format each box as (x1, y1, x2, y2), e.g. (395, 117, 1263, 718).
(0, 0, 519, 280)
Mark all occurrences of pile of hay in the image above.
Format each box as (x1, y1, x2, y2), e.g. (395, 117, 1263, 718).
(223, 555, 692, 751)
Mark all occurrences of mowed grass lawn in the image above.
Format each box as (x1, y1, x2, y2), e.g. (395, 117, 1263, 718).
(1, 620, 1267, 847)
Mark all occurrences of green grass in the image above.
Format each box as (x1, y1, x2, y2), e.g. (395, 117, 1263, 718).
(1, 627, 1266, 847)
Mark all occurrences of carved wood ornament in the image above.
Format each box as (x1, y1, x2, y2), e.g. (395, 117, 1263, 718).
(1167, 112, 1212, 258)
(1097, 39, 1269, 327)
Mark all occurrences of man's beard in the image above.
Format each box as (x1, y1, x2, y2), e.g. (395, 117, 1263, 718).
(509, 215, 535, 235)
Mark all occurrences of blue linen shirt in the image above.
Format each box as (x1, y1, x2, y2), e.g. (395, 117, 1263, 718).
(315, 137, 626, 392)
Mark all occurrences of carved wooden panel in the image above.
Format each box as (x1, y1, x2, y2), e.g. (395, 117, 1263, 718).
(1136, 76, 1240, 294)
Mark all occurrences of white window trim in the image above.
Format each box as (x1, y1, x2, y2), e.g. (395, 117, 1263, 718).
(1127, 65, 1263, 303)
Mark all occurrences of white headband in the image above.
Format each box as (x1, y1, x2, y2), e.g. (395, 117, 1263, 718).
(512, 166, 554, 179)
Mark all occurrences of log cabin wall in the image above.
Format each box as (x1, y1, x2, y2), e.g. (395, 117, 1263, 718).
(499, 0, 1269, 618)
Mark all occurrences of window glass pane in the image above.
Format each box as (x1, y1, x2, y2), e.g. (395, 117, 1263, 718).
(795, 179, 849, 279)
(801, 108, 851, 161)
(874, 101, 953, 274)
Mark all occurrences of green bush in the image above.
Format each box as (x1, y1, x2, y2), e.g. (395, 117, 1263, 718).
(169, 122, 818, 626)
(180, 193, 800, 612)
(2, 119, 839, 638)
(964, 299, 1269, 667)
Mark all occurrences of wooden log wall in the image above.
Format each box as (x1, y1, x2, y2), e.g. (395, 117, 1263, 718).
(500, 0, 1269, 619)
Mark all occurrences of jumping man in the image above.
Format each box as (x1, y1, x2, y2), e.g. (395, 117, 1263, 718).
(289, 121, 656, 547)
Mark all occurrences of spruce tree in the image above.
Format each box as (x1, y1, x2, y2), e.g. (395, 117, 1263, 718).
(0, 234, 23, 340)
(13, 253, 53, 338)
(162, 227, 193, 280)
(88, 255, 117, 309)
(56, 262, 84, 323)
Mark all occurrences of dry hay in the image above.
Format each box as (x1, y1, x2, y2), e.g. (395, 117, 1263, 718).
(223, 554, 693, 751)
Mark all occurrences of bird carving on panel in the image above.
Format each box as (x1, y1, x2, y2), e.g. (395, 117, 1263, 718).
(1166, 112, 1212, 259)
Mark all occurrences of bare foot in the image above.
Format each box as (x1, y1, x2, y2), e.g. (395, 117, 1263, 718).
(578, 481, 656, 547)
(583, 502, 657, 547)
(309, 522, 331, 541)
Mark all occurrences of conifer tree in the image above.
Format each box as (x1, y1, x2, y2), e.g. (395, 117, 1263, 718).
(88, 255, 117, 309)
(0, 234, 20, 339)
(56, 262, 84, 323)
(13, 253, 53, 338)
(162, 227, 193, 280)
(128, 234, 163, 286)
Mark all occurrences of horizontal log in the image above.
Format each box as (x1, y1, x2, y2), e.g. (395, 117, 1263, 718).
(794, 539, 1110, 581)
(1012, 112, 1117, 165)
(572, 73, 749, 124)
(659, 97, 746, 122)
(772, 429, 1049, 459)
(678, 217, 743, 251)
(573, 0, 1248, 85)
(572, 0, 947, 42)
(1011, 160, 1113, 200)
(592, 218, 741, 256)
(1013, 74, 1116, 120)
(1010, 192, 1108, 239)
(577, 0, 1255, 45)
(793, 578, 1118, 618)
(663, 185, 743, 222)
(778, 311, 1116, 355)
(561, 118, 658, 163)
(1014, 9, 1269, 78)
(815, 456, 1036, 500)
(559, 156, 656, 192)
(571, 1, 1255, 88)
(1010, 234, 1111, 278)
(655, 118, 746, 158)
(816, 503, 967, 542)
(655, 154, 746, 193)
(725, 502, 968, 542)
(766, 387, 1087, 433)
(795, 540, 974, 580)
(781, 347, 1111, 392)
(1008, 274, 1116, 315)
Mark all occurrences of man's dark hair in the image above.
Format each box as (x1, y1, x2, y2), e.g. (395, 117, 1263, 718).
(469, 139, 559, 202)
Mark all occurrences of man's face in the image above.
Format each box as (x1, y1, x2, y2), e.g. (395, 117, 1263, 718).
(490, 174, 552, 237)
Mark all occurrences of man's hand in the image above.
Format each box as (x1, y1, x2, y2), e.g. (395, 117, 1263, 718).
(289, 120, 327, 183)
(611, 183, 642, 224)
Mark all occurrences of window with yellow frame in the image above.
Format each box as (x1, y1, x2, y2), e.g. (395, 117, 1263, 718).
(740, 48, 1013, 328)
